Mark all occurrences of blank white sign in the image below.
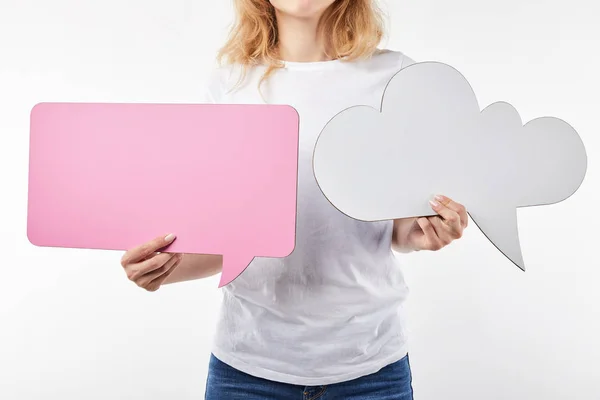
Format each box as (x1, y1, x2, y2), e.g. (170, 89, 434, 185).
(313, 61, 588, 270)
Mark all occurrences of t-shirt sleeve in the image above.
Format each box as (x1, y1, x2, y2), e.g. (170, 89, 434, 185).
(400, 53, 417, 69)
(201, 67, 224, 104)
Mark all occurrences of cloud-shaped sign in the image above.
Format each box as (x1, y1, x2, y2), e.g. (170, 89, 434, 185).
(313, 62, 587, 270)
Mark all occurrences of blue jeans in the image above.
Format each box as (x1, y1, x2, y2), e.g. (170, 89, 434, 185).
(205, 354, 414, 400)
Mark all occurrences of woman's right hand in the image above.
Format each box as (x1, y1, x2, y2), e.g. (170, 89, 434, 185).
(120, 234, 184, 292)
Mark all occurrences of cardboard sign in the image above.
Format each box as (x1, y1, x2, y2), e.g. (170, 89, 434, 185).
(313, 62, 587, 270)
(28, 102, 299, 287)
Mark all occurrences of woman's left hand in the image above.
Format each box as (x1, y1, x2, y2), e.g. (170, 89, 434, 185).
(399, 195, 468, 252)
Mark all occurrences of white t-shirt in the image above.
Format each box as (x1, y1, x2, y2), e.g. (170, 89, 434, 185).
(205, 49, 415, 386)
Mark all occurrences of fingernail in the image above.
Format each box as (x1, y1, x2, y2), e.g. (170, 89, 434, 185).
(434, 194, 444, 202)
(164, 233, 176, 242)
(429, 200, 440, 207)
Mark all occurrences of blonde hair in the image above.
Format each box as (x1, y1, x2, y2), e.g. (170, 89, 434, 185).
(217, 0, 385, 86)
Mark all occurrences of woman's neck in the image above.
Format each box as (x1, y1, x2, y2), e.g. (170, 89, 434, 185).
(275, 12, 329, 63)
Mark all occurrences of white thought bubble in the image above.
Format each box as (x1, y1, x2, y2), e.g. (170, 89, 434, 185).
(312, 62, 588, 270)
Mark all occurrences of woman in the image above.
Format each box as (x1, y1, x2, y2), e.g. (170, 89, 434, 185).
(120, 0, 468, 398)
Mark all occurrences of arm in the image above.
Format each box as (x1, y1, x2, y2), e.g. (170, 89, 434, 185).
(162, 253, 223, 285)
(391, 217, 419, 253)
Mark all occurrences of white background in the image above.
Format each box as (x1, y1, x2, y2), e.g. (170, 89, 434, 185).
(1, 0, 598, 398)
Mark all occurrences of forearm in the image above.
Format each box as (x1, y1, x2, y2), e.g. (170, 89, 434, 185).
(392, 217, 418, 253)
(163, 254, 223, 285)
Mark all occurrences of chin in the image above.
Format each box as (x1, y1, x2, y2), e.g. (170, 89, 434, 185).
(270, 0, 336, 19)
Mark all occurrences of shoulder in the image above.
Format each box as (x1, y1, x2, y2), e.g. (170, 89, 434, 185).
(202, 64, 232, 103)
(366, 49, 417, 70)
(202, 63, 264, 103)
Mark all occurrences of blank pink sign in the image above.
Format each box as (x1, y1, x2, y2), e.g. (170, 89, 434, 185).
(28, 102, 299, 287)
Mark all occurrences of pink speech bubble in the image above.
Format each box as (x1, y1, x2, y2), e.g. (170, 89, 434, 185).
(28, 102, 299, 287)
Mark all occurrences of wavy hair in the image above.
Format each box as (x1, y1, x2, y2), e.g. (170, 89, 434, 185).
(217, 0, 386, 86)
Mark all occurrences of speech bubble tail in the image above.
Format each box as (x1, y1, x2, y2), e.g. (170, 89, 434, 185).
(218, 253, 255, 288)
(469, 205, 525, 271)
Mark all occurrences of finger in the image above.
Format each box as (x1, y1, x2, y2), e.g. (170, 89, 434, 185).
(142, 252, 161, 262)
(435, 195, 468, 228)
(429, 198, 461, 231)
(429, 216, 453, 245)
(126, 252, 175, 281)
(147, 254, 184, 291)
(121, 234, 176, 266)
(416, 217, 444, 251)
(136, 254, 182, 289)
(136, 254, 180, 290)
